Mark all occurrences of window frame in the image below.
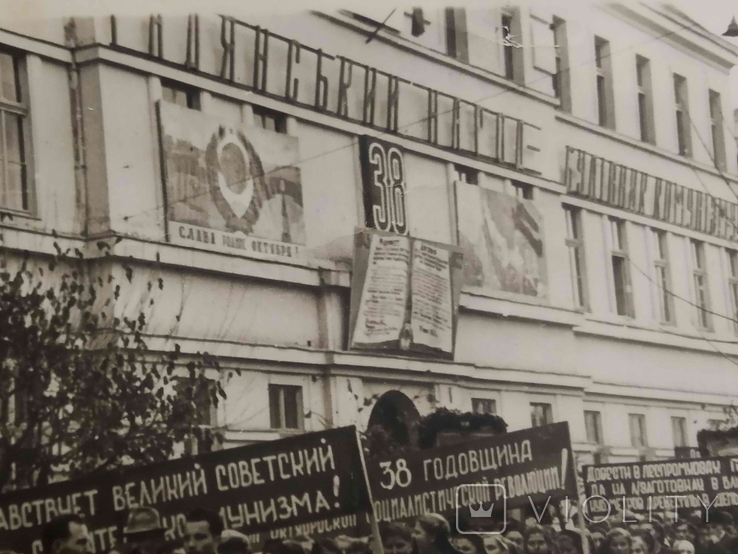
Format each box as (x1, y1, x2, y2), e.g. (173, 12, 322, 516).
(673, 74, 692, 157)
(671, 416, 688, 448)
(530, 402, 553, 428)
(690, 239, 712, 330)
(609, 217, 633, 317)
(252, 104, 288, 134)
(552, 17, 571, 112)
(635, 55, 655, 145)
(471, 398, 497, 415)
(727, 250, 738, 335)
(269, 384, 305, 432)
(709, 90, 726, 170)
(565, 206, 588, 311)
(0, 48, 33, 215)
(594, 37, 615, 130)
(651, 229, 675, 325)
(160, 79, 201, 110)
(628, 413, 648, 449)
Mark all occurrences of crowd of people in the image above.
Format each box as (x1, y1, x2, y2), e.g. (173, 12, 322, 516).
(7, 504, 738, 554)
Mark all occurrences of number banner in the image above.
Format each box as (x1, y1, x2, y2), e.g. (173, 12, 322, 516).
(359, 136, 409, 236)
(0, 427, 370, 554)
(582, 456, 738, 516)
(348, 228, 464, 359)
(367, 422, 576, 525)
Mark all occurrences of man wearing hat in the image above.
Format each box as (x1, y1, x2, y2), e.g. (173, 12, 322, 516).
(111, 507, 169, 554)
(704, 510, 735, 553)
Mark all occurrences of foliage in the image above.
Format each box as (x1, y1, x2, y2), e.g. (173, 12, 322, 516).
(0, 242, 225, 492)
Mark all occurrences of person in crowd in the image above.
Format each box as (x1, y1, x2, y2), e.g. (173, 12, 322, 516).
(670, 541, 694, 554)
(522, 524, 555, 554)
(504, 524, 524, 554)
(452, 534, 485, 554)
(589, 525, 609, 553)
(631, 530, 655, 554)
(600, 528, 632, 554)
(379, 522, 414, 554)
(109, 506, 169, 554)
(412, 514, 460, 554)
(704, 510, 735, 552)
(184, 508, 223, 554)
(481, 535, 513, 554)
(311, 538, 343, 554)
(672, 522, 696, 546)
(638, 521, 675, 554)
(42, 514, 93, 554)
(557, 529, 590, 554)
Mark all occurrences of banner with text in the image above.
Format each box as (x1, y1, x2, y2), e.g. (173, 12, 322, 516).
(348, 228, 464, 360)
(583, 457, 738, 516)
(367, 422, 576, 526)
(0, 427, 369, 554)
(159, 101, 305, 264)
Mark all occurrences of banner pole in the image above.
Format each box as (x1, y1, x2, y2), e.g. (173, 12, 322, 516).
(577, 493, 590, 554)
(355, 428, 385, 554)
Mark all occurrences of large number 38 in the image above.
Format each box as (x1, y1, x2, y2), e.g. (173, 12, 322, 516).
(368, 142, 408, 235)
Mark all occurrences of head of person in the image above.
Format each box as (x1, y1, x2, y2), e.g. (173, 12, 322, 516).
(706, 510, 733, 541)
(589, 525, 608, 553)
(638, 522, 664, 547)
(556, 530, 582, 554)
(522, 525, 552, 554)
(672, 521, 695, 544)
(630, 530, 655, 554)
(123, 507, 167, 550)
(602, 528, 631, 554)
(670, 541, 693, 554)
(503, 530, 523, 554)
(452, 534, 485, 554)
(184, 508, 223, 554)
(380, 522, 414, 554)
(413, 514, 454, 554)
(480, 535, 510, 554)
(42, 514, 92, 554)
(218, 538, 251, 554)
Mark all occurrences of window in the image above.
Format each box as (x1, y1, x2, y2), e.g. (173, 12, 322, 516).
(253, 105, 288, 133)
(565, 207, 588, 310)
(708, 418, 726, 431)
(530, 403, 553, 427)
(472, 398, 497, 415)
(161, 80, 200, 110)
(594, 37, 615, 129)
(584, 411, 603, 445)
(709, 90, 726, 170)
(674, 75, 691, 157)
(585, 410, 606, 463)
(501, 13, 515, 80)
(454, 164, 479, 185)
(445, 9, 468, 63)
(636, 56, 655, 144)
(0, 49, 29, 212)
(609, 218, 633, 317)
(629, 413, 648, 448)
(691, 240, 711, 330)
(269, 384, 303, 431)
(511, 180, 533, 200)
(671, 416, 688, 448)
(552, 17, 571, 112)
(175, 378, 216, 455)
(652, 230, 674, 324)
(727, 250, 738, 335)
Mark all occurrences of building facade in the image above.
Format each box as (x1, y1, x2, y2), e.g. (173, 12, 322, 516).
(1, 1, 738, 475)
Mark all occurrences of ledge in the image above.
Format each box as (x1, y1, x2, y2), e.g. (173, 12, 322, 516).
(461, 290, 583, 327)
(0, 27, 72, 64)
(556, 111, 738, 185)
(314, 11, 560, 108)
(585, 381, 737, 405)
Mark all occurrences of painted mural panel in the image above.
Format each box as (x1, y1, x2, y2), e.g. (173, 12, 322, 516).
(158, 101, 305, 263)
(456, 182, 547, 298)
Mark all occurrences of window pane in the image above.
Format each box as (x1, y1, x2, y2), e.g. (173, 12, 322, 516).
(629, 414, 647, 448)
(269, 386, 282, 429)
(284, 387, 299, 429)
(671, 417, 687, 447)
(0, 52, 18, 102)
(472, 398, 496, 415)
(5, 112, 24, 163)
(585, 411, 602, 444)
(612, 256, 628, 315)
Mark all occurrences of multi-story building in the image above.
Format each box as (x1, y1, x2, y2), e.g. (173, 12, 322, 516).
(1, 1, 738, 474)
